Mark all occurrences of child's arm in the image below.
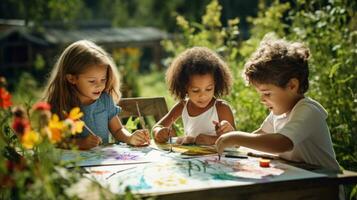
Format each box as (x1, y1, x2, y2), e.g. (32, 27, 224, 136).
(69, 135, 102, 150)
(190, 100, 236, 145)
(109, 115, 150, 146)
(195, 134, 219, 145)
(215, 131, 293, 155)
(152, 101, 184, 143)
(215, 100, 236, 135)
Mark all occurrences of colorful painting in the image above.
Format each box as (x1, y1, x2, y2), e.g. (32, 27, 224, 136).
(86, 155, 325, 195)
(150, 141, 217, 156)
(85, 164, 139, 183)
(80, 145, 327, 196)
(59, 144, 168, 167)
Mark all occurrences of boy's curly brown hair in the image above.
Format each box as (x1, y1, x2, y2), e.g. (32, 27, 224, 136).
(166, 47, 233, 100)
(244, 34, 310, 94)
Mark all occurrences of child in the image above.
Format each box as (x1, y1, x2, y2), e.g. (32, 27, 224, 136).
(215, 35, 341, 172)
(43, 40, 150, 150)
(152, 47, 236, 145)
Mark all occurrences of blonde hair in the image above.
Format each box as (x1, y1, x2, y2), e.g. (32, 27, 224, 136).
(42, 40, 121, 118)
(244, 34, 310, 94)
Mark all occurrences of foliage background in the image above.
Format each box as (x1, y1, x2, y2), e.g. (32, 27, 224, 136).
(1, 0, 356, 199)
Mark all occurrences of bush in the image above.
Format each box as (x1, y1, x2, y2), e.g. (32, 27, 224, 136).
(0, 78, 126, 199)
(163, 0, 356, 197)
(162, 0, 267, 131)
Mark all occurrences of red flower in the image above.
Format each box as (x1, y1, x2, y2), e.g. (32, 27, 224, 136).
(32, 102, 51, 111)
(0, 87, 12, 109)
(12, 117, 30, 136)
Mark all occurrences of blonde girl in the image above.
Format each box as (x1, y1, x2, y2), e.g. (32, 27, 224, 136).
(43, 40, 150, 150)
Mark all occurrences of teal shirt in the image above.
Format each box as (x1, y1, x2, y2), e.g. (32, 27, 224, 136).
(77, 92, 121, 144)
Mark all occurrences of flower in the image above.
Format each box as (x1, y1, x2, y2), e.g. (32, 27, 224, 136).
(64, 107, 85, 135)
(30, 103, 51, 132)
(68, 119, 84, 135)
(21, 129, 40, 149)
(12, 117, 30, 136)
(10, 103, 85, 145)
(63, 118, 84, 135)
(0, 87, 12, 109)
(73, 120, 85, 134)
(67, 107, 83, 120)
(32, 102, 51, 111)
(11, 107, 30, 136)
(47, 108, 84, 143)
(48, 114, 64, 143)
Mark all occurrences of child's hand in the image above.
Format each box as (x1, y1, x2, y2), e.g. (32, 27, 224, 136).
(176, 136, 195, 145)
(215, 132, 237, 155)
(154, 127, 171, 143)
(129, 129, 150, 146)
(195, 134, 215, 145)
(213, 120, 234, 136)
(77, 134, 102, 150)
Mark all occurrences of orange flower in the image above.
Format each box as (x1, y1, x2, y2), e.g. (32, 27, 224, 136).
(0, 87, 12, 109)
(21, 129, 40, 149)
(48, 114, 64, 143)
(49, 127, 62, 143)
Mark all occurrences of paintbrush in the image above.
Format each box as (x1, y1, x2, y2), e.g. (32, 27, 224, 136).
(168, 116, 175, 152)
(213, 121, 221, 161)
(84, 122, 102, 144)
(135, 102, 146, 129)
(169, 124, 173, 152)
(105, 166, 137, 180)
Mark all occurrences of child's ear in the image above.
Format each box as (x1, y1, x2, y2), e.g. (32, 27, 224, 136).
(65, 74, 77, 84)
(288, 78, 299, 92)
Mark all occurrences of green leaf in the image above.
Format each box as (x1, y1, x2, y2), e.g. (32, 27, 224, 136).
(328, 63, 341, 78)
(125, 116, 140, 132)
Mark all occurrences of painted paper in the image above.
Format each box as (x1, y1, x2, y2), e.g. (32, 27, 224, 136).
(86, 155, 325, 196)
(59, 144, 167, 167)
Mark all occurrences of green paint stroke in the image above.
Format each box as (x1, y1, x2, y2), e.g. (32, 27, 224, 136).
(211, 173, 237, 181)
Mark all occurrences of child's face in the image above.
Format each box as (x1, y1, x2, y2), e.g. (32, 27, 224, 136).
(253, 80, 301, 115)
(187, 74, 215, 108)
(67, 64, 108, 105)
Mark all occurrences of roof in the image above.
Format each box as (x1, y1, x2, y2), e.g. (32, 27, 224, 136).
(42, 27, 167, 46)
(0, 24, 167, 47)
(0, 28, 48, 46)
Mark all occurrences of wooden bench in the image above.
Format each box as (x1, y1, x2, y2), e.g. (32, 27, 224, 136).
(118, 96, 169, 129)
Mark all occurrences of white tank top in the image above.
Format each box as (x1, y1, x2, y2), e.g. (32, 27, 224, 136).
(182, 100, 219, 137)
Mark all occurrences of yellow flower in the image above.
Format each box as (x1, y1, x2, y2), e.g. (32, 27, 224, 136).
(48, 114, 64, 143)
(72, 120, 84, 135)
(68, 107, 83, 120)
(63, 118, 84, 135)
(22, 129, 40, 149)
(49, 114, 63, 130)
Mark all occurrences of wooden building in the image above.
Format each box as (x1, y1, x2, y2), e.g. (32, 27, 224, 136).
(0, 19, 167, 72)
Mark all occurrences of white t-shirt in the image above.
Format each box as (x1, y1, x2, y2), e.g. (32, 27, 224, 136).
(260, 97, 340, 171)
(182, 100, 219, 137)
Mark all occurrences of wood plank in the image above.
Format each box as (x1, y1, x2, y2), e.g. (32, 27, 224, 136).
(118, 96, 169, 121)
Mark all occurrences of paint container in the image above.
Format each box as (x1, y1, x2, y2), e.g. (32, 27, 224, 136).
(259, 159, 270, 168)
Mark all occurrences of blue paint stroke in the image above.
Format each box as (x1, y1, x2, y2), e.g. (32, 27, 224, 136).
(129, 176, 152, 190)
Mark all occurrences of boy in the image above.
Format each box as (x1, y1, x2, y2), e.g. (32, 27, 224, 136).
(216, 35, 341, 172)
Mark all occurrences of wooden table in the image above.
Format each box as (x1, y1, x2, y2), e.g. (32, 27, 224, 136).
(63, 144, 357, 200)
(152, 168, 356, 200)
